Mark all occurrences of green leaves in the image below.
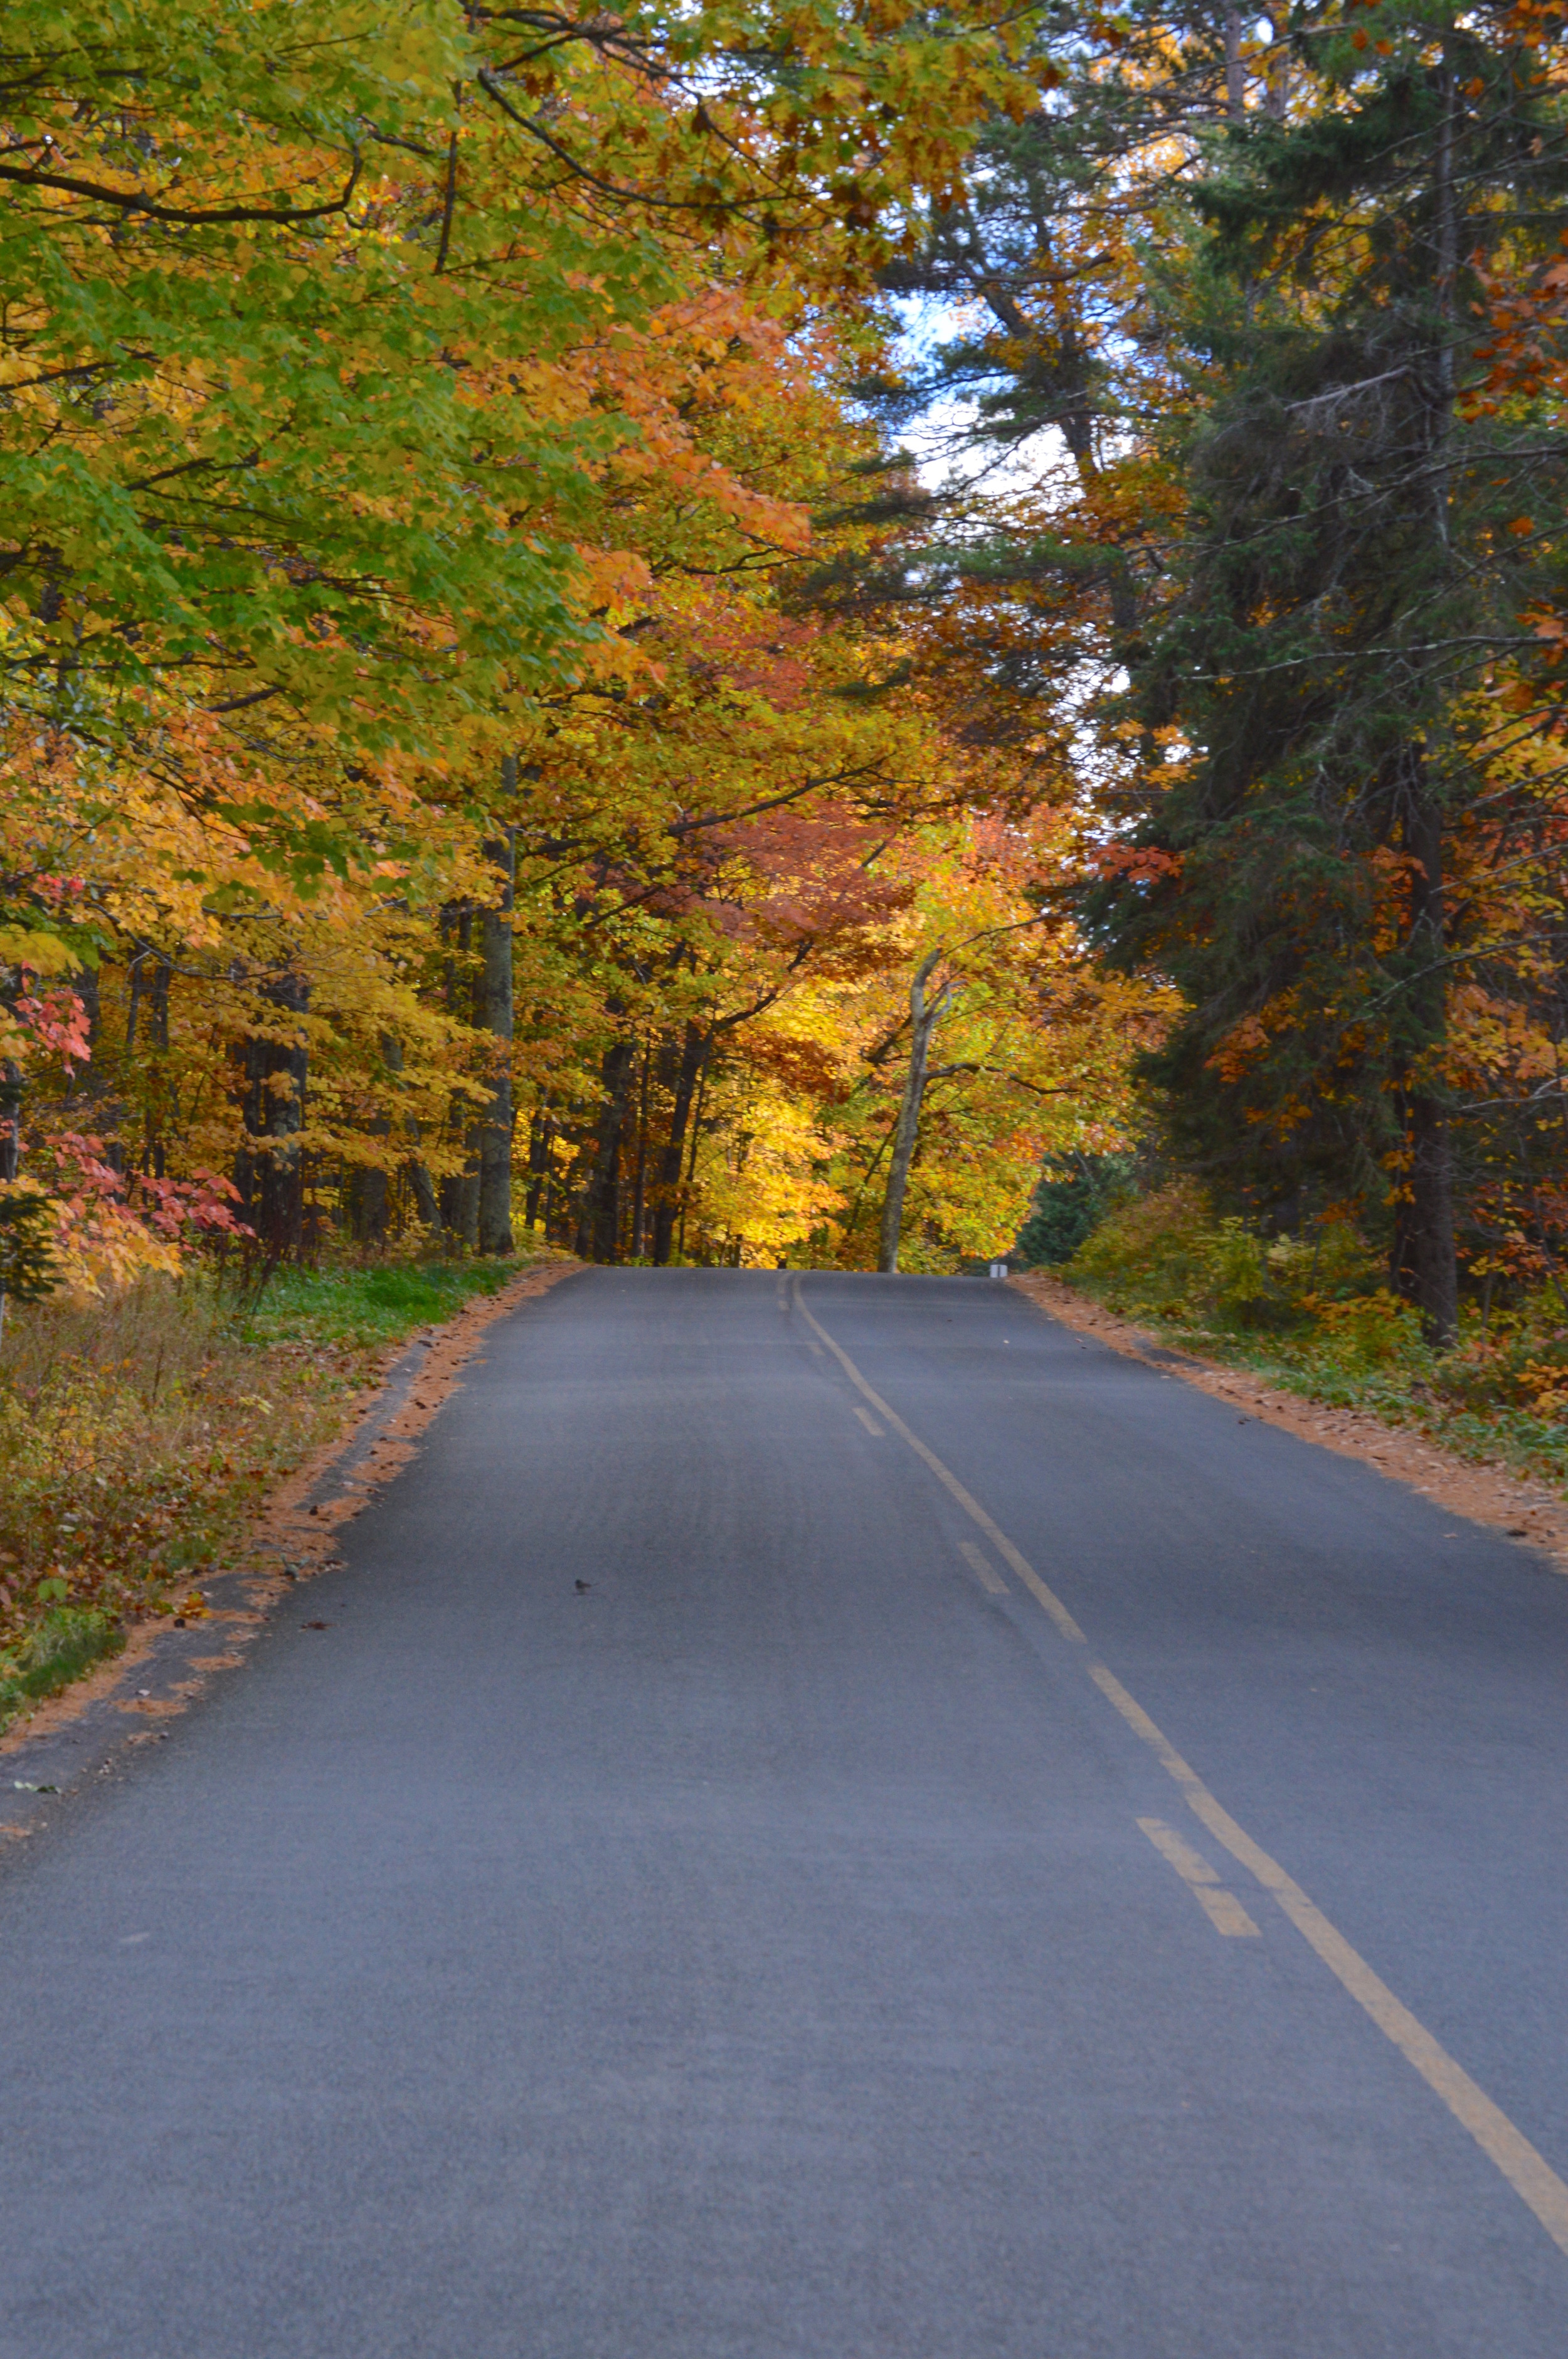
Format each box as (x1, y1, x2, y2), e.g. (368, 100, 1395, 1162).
(0, 1189, 60, 1309)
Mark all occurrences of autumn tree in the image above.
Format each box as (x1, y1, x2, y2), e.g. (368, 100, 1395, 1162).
(4, 0, 1089, 1284)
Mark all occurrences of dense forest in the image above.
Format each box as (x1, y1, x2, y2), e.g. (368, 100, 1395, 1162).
(3, 0, 1565, 1318)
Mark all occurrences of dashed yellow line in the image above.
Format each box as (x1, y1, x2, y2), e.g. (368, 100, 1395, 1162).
(1194, 1886, 1263, 1940)
(958, 1539, 1007, 1595)
(793, 1279, 1568, 2264)
(1093, 1663, 1568, 2253)
(1138, 1816, 1261, 1937)
(793, 1282, 1085, 1644)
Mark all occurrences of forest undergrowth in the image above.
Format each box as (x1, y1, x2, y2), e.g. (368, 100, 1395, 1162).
(1044, 1186, 1568, 1496)
(0, 1254, 544, 1733)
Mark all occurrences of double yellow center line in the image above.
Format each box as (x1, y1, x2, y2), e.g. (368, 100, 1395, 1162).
(793, 1277, 1568, 2263)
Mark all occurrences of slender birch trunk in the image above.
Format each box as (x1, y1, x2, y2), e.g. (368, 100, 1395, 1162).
(477, 806, 516, 1257)
(878, 952, 953, 1275)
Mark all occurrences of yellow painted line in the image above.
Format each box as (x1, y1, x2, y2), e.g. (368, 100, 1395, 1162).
(1138, 1814, 1223, 1884)
(1101, 1666, 1568, 2256)
(793, 1279, 1568, 2262)
(1138, 1816, 1260, 1937)
(1195, 1885, 1263, 1938)
(958, 1539, 1008, 1595)
(853, 1405, 884, 1437)
(793, 1283, 1086, 1644)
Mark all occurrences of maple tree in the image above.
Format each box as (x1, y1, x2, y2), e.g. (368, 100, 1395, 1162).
(6, 0, 1157, 1289)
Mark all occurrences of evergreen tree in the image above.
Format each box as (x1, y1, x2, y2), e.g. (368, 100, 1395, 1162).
(1097, 0, 1568, 1341)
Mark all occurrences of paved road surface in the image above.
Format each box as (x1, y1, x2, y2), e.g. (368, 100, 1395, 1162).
(5, 1269, 1568, 2356)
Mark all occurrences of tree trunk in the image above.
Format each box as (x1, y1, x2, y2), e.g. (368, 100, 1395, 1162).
(1409, 1094, 1458, 1346)
(433, 902, 478, 1249)
(1223, 7, 1246, 118)
(524, 1098, 554, 1232)
(0, 1060, 19, 1187)
(347, 1161, 389, 1245)
(677, 1046, 712, 1262)
(142, 956, 170, 1176)
(73, 961, 101, 1059)
(1392, 60, 1461, 1351)
(440, 1164, 479, 1250)
(477, 822, 516, 1256)
(575, 1031, 637, 1262)
(235, 966, 310, 1263)
(652, 1024, 707, 1265)
(369, 1031, 435, 1233)
(878, 952, 951, 1275)
(127, 951, 171, 1176)
(407, 1157, 440, 1232)
(629, 1035, 652, 1259)
(1262, 9, 1289, 116)
(346, 1032, 401, 1247)
(0, 1055, 21, 1343)
(125, 952, 144, 1056)
(145, 954, 169, 1053)
(1391, 763, 1458, 1347)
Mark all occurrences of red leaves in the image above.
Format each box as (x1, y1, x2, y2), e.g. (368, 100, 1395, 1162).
(1086, 843, 1183, 885)
(13, 982, 92, 1076)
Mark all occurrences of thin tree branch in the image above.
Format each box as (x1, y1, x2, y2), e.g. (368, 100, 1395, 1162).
(0, 154, 362, 225)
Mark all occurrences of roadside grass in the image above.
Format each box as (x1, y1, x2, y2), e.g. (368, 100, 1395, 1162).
(0, 1253, 545, 1733)
(1040, 1181, 1568, 1495)
(0, 1606, 127, 1727)
(248, 1258, 521, 1351)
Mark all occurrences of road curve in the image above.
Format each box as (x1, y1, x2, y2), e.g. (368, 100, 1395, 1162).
(4, 1268, 1568, 2357)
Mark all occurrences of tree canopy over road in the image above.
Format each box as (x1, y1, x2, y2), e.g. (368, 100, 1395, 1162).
(2, 0, 1564, 1309)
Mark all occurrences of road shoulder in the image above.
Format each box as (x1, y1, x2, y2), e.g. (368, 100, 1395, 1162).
(1010, 1269, 1568, 1573)
(0, 1259, 581, 1842)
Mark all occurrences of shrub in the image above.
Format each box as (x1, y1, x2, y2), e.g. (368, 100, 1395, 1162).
(0, 1252, 534, 1692)
(1015, 1154, 1137, 1268)
(1059, 1184, 1568, 1491)
(1069, 1183, 1382, 1335)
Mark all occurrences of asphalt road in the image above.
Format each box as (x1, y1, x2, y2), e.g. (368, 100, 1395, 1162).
(5, 1268, 1568, 2357)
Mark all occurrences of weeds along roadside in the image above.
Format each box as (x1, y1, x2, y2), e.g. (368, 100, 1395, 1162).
(1036, 1182, 1568, 1498)
(0, 1257, 541, 1732)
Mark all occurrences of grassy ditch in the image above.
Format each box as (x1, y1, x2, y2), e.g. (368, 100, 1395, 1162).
(0, 1254, 549, 1733)
(1037, 1181, 1568, 1494)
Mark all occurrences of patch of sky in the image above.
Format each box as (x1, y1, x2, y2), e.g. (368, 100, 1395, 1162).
(866, 301, 1142, 838)
(871, 292, 1071, 508)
